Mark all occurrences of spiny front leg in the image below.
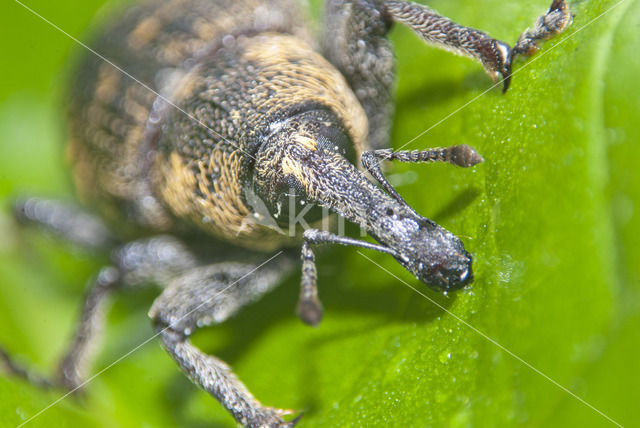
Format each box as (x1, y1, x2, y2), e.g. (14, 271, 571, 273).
(361, 145, 484, 209)
(323, 0, 396, 150)
(384, 0, 513, 87)
(384, 0, 572, 91)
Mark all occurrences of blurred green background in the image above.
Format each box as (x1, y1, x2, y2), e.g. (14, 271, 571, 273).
(1, 0, 638, 427)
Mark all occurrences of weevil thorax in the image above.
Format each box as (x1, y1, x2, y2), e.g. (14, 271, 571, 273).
(253, 115, 473, 291)
(148, 33, 369, 249)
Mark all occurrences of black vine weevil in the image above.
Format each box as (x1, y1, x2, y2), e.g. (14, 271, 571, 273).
(1, 0, 571, 426)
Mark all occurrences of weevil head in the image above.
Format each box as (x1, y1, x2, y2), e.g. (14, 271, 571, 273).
(368, 203, 473, 291)
(405, 222, 473, 291)
(251, 109, 474, 291)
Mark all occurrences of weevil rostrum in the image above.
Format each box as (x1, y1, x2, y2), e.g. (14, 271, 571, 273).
(1, 0, 571, 426)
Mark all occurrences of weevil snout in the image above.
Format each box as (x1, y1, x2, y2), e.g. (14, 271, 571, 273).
(258, 133, 477, 292)
(373, 208, 474, 291)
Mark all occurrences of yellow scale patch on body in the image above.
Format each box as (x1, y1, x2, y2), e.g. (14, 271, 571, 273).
(293, 135, 317, 151)
(156, 149, 290, 250)
(243, 34, 368, 158)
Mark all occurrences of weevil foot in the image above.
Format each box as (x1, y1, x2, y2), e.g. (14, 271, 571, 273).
(513, 0, 573, 58)
(501, 0, 572, 91)
(501, 0, 571, 91)
(0, 345, 54, 389)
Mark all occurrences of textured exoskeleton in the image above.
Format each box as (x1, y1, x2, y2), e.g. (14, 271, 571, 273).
(1, 0, 571, 426)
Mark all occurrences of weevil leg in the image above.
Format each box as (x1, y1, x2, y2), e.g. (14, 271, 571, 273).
(324, 1, 572, 134)
(383, 0, 571, 91)
(361, 145, 484, 208)
(149, 257, 297, 428)
(381, 0, 515, 88)
(58, 266, 120, 389)
(57, 235, 202, 390)
(8, 196, 118, 386)
(297, 229, 396, 326)
(13, 197, 114, 250)
(58, 236, 203, 390)
(0, 266, 118, 390)
(324, 0, 396, 150)
(324, 0, 514, 149)
(0, 235, 199, 391)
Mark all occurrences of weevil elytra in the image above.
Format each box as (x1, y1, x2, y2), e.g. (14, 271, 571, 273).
(0, 0, 571, 426)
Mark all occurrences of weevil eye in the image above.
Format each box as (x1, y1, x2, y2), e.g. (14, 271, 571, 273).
(423, 252, 474, 291)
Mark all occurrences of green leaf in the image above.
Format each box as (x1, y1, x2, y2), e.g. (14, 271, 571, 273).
(0, 0, 637, 427)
